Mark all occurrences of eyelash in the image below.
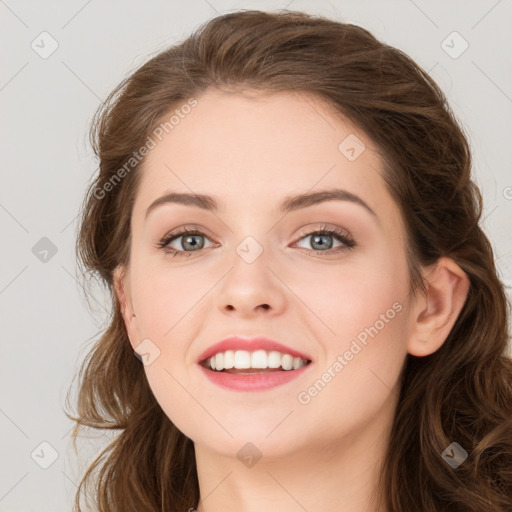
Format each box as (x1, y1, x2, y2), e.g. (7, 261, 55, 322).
(156, 224, 356, 258)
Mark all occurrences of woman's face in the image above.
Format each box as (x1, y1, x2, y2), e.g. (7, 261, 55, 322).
(116, 88, 416, 461)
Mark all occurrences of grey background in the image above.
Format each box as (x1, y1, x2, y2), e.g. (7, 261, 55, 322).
(1, 0, 511, 510)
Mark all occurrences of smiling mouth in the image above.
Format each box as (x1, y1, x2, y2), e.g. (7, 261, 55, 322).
(200, 360, 312, 374)
(198, 351, 313, 391)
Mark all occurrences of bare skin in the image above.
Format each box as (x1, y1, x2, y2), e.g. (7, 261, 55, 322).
(114, 88, 470, 512)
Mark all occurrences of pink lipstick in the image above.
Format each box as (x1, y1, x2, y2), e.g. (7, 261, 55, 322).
(197, 336, 313, 392)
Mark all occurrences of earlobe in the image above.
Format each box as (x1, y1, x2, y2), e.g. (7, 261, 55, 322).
(407, 257, 470, 357)
(113, 266, 139, 348)
(113, 266, 129, 317)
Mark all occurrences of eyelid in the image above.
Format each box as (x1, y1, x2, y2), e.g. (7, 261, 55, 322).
(293, 223, 351, 241)
(160, 224, 217, 243)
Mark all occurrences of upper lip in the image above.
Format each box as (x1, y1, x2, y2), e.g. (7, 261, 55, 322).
(197, 336, 313, 364)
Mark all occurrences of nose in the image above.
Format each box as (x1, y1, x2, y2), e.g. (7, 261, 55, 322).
(216, 244, 287, 318)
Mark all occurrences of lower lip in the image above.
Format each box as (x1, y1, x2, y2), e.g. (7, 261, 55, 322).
(198, 364, 312, 391)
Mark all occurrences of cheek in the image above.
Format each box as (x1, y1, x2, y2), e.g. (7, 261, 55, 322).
(289, 247, 408, 342)
(311, 251, 409, 408)
(294, 284, 408, 435)
(129, 254, 205, 336)
(289, 251, 410, 410)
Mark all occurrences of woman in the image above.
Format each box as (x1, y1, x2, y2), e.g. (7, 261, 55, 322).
(65, 9, 512, 511)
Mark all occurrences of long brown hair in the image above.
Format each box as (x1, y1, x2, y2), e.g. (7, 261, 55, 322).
(65, 9, 512, 511)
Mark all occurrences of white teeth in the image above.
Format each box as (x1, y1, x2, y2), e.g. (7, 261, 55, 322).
(223, 350, 234, 369)
(251, 350, 268, 368)
(205, 349, 309, 371)
(234, 350, 251, 369)
(268, 351, 282, 368)
(282, 354, 293, 371)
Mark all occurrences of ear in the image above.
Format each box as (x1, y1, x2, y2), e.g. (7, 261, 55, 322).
(113, 265, 140, 350)
(407, 256, 470, 357)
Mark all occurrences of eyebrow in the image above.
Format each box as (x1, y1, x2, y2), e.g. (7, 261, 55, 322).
(145, 188, 377, 220)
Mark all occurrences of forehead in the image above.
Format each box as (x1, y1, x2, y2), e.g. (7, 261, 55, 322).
(132, 88, 394, 222)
